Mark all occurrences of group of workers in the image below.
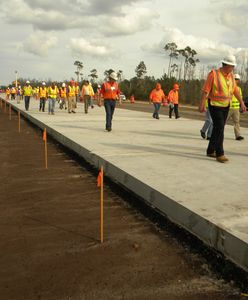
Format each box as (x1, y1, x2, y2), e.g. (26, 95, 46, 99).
(149, 83, 180, 119)
(3, 54, 246, 163)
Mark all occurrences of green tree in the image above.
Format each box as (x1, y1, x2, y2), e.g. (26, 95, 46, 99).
(164, 42, 178, 78)
(74, 61, 83, 83)
(135, 61, 147, 78)
(89, 69, 98, 83)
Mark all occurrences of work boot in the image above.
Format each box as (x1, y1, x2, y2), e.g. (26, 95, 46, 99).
(236, 136, 244, 141)
(216, 155, 229, 163)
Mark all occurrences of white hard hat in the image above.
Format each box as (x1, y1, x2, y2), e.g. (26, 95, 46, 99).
(234, 73, 240, 80)
(62, 83, 66, 87)
(109, 72, 118, 81)
(26, 80, 30, 84)
(42, 82, 46, 85)
(221, 54, 237, 66)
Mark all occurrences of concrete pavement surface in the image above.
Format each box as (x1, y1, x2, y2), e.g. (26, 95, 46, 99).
(3, 96, 248, 272)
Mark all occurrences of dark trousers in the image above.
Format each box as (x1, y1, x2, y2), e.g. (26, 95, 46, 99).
(104, 99, 116, 130)
(24, 96, 30, 111)
(207, 102, 229, 157)
(153, 103, 161, 118)
(169, 104, 179, 118)
(39, 97, 46, 111)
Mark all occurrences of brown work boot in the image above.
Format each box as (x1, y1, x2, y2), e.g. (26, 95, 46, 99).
(207, 152, 216, 158)
(216, 155, 229, 163)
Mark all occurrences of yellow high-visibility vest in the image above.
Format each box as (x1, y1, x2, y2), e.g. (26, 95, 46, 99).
(230, 86, 242, 109)
(209, 69, 235, 107)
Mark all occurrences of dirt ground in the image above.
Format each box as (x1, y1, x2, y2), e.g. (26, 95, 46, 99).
(0, 100, 244, 300)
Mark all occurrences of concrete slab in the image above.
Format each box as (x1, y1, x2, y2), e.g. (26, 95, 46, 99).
(2, 96, 248, 272)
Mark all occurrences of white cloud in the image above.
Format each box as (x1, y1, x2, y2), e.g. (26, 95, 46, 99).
(142, 27, 248, 65)
(70, 38, 116, 58)
(22, 32, 58, 57)
(99, 7, 159, 36)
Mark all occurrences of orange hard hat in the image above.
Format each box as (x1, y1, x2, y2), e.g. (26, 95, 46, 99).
(173, 84, 179, 90)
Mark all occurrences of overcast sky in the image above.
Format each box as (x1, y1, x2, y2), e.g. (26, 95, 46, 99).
(1, 0, 248, 85)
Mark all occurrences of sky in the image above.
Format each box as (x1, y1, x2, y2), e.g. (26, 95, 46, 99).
(1, 0, 248, 85)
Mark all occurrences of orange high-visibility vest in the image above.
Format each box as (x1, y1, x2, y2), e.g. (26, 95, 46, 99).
(149, 89, 165, 103)
(39, 87, 47, 98)
(167, 90, 179, 104)
(102, 82, 119, 100)
(68, 86, 75, 97)
(209, 69, 235, 107)
(60, 87, 67, 98)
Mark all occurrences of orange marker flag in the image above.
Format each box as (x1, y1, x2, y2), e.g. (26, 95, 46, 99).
(43, 128, 47, 142)
(97, 169, 102, 187)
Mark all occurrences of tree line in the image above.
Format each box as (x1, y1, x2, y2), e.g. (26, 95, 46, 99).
(3, 41, 248, 105)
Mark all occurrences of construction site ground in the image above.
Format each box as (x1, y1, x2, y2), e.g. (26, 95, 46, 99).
(0, 98, 246, 299)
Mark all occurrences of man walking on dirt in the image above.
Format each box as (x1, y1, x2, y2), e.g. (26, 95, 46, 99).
(199, 55, 246, 163)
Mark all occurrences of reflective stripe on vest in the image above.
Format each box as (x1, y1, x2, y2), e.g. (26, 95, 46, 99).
(48, 87, 58, 99)
(209, 69, 234, 107)
(39, 87, 47, 98)
(103, 82, 118, 100)
(68, 86, 75, 97)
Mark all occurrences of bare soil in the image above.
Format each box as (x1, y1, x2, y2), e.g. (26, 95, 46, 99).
(0, 101, 244, 300)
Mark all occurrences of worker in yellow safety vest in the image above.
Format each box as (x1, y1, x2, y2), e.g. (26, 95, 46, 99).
(199, 55, 246, 163)
(39, 82, 47, 112)
(67, 81, 76, 114)
(47, 82, 59, 115)
(23, 81, 33, 111)
(59, 83, 67, 110)
(226, 73, 244, 141)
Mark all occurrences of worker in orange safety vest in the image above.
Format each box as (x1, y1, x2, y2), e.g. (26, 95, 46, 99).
(168, 83, 180, 119)
(101, 72, 120, 131)
(199, 54, 246, 163)
(149, 83, 166, 119)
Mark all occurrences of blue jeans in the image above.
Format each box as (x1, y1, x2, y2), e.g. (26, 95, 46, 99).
(153, 103, 161, 118)
(201, 108, 213, 138)
(48, 98, 55, 113)
(104, 100, 116, 129)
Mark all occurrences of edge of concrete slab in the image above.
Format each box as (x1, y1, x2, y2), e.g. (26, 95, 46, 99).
(4, 98, 248, 273)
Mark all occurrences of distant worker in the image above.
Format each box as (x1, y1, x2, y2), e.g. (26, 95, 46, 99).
(39, 82, 47, 112)
(168, 84, 180, 119)
(17, 86, 22, 104)
(199, 55, 246, 163)
(5, 87, 10, 100)
(101, 72, 120, 131)
(59, 83, 67, 110)
(200, 99, 213, 140)
(149, 83, 166, 119)
(23, 81, 32, 111)
(227, 73, 244, 141)
(67, 81, 76, 114)
(10, 86, 16, 100)
(81, 80, 94, 114)
(75, 82, 80, 108)
(130, 95, 135, 104)
(47, 82, 59, 115)
(96, 84, 102, 107)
